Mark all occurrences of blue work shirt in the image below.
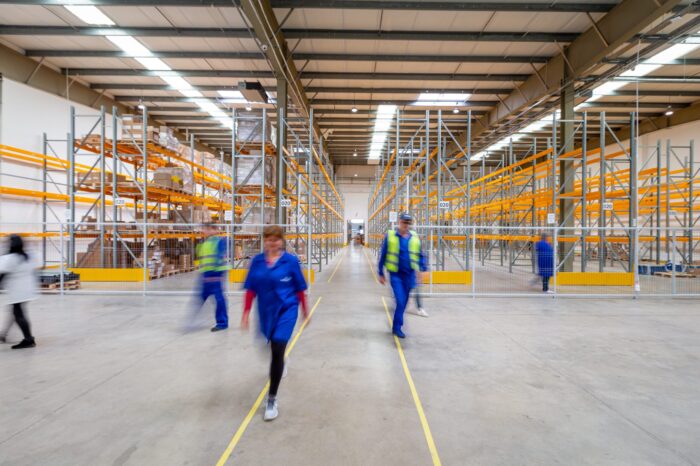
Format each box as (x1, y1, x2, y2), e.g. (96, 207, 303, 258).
(377, 229, 428, 278)
(202, 236, 227, 278)
(535, 239, 554, 278)
(243, 251, 308, 342)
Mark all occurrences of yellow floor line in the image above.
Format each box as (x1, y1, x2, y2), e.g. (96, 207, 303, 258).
(215, 296, 323, 466)
(382, 296, 442, 466)
(327, 248, 347, 283)
(363, 247, 380, 284)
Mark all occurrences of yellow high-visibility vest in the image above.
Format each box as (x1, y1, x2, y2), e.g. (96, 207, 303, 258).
(385, 229, 420, 273)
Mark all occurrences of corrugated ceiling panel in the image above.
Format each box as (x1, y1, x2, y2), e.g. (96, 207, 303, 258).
(99, 6, 172, 27)
(380, 10, 494, 30)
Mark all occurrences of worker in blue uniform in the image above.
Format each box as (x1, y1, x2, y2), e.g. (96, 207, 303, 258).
(535, 233, 554, 294)
(377, 213, 427, 339)
(195, 223, 229, 331)
(241, 225, 309, 421)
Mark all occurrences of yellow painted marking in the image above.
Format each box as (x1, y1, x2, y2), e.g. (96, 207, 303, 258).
(215, 296, 323, 466)
(382, 297, 442, 466)
(327, 248, 346, 283)
(363, 247, 380, 284)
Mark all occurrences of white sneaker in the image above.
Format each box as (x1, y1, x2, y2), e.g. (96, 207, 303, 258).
(263, 398, 278, 421)
(416, 308, 429, 318)
(546, 290, 555, 294)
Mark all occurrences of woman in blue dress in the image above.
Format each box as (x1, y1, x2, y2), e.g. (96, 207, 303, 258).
(241, 225, 308, 421)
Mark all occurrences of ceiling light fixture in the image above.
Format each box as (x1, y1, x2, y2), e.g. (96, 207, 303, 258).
(245, 105, 253, 111)
(453, 108, 460, 114)
(351, 106, 358, 113)
(368, 104, 397, 160)
(414, 92, 470, 107)
(665, 108, 674, 116)
(65, 5, 115, 25)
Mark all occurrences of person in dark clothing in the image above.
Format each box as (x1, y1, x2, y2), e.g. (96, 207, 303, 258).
(0, 235, 38, 349)
(535, 233, 554, 293)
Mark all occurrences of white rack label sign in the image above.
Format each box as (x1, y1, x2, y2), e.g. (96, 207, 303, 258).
(547, 213, 556, 225)
(114, 198, 126, 207)
(280, 198, 292, 208)
(224, 210, 233, 221)
(389, 211, 398, 222)
(603, 201, 614, 211)
(439, 201, 450, 210)
(64, 209, 71, 220)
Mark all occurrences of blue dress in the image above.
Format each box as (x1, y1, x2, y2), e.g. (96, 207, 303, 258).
(243, 251, 308, 343)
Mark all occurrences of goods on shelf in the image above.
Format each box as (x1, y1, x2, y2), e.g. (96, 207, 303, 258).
(237, 117, 272, 143)
(78, 172, 129, 188)
(241, 206, 274, 226)
(38, 271, 81, 290)
(235, 153, 275, 187)
(176, 204, 212, 224)
(77, 239, 135, 268)
(158, 126, 180, 152)
(152, 166, 193, 193)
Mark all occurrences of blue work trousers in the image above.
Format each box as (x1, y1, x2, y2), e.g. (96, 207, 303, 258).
(200, 278, 228, 328)
(390, 273, 413, 332)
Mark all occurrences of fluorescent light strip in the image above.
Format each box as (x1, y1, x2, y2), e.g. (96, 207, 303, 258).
(65, 5, 115, 25)
(368, 105, 397, 159)
(106, 35, 151, 57)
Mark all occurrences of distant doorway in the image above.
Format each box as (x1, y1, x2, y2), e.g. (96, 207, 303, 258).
(348, 219, 365, 246)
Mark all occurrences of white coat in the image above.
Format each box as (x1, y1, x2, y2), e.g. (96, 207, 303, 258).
(0, 253, 39, 305)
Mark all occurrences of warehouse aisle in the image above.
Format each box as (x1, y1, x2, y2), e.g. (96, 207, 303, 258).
(1, 246, 700, 466)
(218, 244, 432, 465)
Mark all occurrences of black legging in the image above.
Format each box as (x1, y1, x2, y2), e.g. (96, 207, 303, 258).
(12, 303, 33, 341)
(542, 276, 550, 292)
(269, 340, 287, 397)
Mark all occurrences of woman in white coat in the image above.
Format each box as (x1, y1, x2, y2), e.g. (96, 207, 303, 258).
(0, 235, 37, 349)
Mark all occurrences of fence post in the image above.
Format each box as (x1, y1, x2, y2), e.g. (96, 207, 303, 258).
(552, 226, 558, 296)
(59, 221, 65, 295)
(672, 230, 677, 295)
(471, 225, 476, 297)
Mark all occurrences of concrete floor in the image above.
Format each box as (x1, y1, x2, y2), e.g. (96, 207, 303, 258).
(1, 246, 700, 465)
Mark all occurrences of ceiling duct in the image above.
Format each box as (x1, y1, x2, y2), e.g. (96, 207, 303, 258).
(238, 81, 268, 103)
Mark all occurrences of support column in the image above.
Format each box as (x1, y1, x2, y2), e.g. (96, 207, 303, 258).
(558, 68, 575, 272)
(276, 76, 288, 225)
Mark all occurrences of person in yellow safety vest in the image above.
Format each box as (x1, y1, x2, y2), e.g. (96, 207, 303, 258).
(195, 223, 229, 331)
(377, 213, 427, 339)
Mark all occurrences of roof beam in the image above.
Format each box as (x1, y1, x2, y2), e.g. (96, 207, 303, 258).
(26, 49, 551, 63)
(2, 1, 616, 12)
(0, 26, 578, 42)
(472, 0, 682, 147)
(66, 68, 528, 81)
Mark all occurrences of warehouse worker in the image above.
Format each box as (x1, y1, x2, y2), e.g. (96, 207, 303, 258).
(241, 225, 309, 421)
(195, 223, 229, 331)
(535, 233, 554, 294)
(0, 235, 38, 349)
(377, 213, 427, 338)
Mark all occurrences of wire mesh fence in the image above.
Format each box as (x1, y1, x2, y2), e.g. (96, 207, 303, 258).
(0, 222, 316, 295)
(368, 224, 700, 297)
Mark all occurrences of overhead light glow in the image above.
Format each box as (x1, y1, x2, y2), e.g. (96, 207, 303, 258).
(245, 106, 253, 111)
(161, 76, 192, 90)
(585, 34, 700, 104)
(665, 109, 674, 116)
(106, 35, 152, 57)
(136, 57, 171, 71)
(351, 106, 358, 113)
(65, 5, 115, 25)
(368, 105, 396, 159)
(453, 108, 460, 114)
(414, 92, 470, 107)
(218, 90, 244, 99)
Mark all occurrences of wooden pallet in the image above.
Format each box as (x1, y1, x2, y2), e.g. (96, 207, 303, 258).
(654, 271, 696, 278)
(41, 280, 81, 290)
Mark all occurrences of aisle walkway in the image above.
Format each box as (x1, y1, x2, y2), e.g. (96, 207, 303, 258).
(1, 245, 699, 465)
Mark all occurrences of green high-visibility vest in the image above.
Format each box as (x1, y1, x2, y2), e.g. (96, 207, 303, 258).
(385, 229, 421, 273)
(196, 237, 228, 272)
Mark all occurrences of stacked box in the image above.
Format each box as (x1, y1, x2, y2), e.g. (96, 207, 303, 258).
(158, 126, 180, 151)
(177, 205, 212, 224)
(151, 166, 194, 193)
(235, 154, 275, 187)
(237, 118, 272, 143)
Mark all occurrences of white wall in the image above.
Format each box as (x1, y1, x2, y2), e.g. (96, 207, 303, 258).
(0, 78, 113, 228)
(337, 177, 371, 241)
